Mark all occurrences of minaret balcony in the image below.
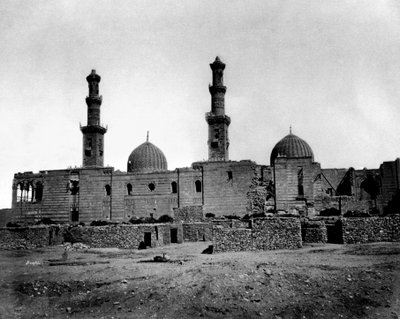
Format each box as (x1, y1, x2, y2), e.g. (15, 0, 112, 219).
(80, 123, 108, 134)
(205, 112, 231, 125)
(209, 85, 226, 95)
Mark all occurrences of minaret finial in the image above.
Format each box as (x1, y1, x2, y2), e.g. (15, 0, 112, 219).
(146, 131, 149, 142)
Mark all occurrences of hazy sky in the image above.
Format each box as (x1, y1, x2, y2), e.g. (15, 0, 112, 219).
(1, 0, 400, 208)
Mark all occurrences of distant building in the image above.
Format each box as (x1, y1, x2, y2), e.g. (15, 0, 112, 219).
(1, 58, 399, 225)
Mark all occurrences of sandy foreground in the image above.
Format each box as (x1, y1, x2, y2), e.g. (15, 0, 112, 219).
(0, 241, 399, 319)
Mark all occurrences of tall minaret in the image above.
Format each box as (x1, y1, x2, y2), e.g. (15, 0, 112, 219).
(206, 57, 231, 161)
(80, 70, 107, 167)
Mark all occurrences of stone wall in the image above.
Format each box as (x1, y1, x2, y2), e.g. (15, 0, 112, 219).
(212, 219, 251, 228)
(0, 226, 51, 249)
(252, 218, 302, 250)
(0, 223, 183, 249)
(213, 217, 302, 253)
(182, 222, 212, 242)
(213, 227, 253, 252)
(301, 221, 327, 243)
(174, 206, 204, 223)
(341, 215, 400, 244)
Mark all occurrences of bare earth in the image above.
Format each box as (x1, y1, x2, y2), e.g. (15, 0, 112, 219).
(0, 242, 399, 319)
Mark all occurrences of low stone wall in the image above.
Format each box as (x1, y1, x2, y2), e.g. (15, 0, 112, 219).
(212, 219, 251, 228)
(213, 227, 253, 252)
(213, 217, 302, 253)
(173, 206, 204, 223)
(182, 222, 212, 242)
(302, 221, 328, 244)
(252, 218, 302, 250)
(0, 224, 183, 249)
(0, 226, 51, 249)
(341, 215, 400, 244)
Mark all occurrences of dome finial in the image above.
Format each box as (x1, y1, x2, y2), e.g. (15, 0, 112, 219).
(146, 131, 149, 142)
(289, 125, 292, 134)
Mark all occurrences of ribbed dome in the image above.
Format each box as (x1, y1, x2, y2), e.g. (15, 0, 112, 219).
(270, 133, 314, 165)
(127, 141, 168, 173)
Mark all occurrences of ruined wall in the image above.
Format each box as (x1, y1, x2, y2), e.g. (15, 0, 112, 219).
(213, 217, 302, 253)
(318, 196, 371, 214)
(246, 165, 274, 213)
(12, 170, 72, 223)
(341, 215, 400, 244)
(174, 206, 204, 223)
(274, 158, 321, 215)
(182, 222, 212, 242)
(301, 221, 327, 243)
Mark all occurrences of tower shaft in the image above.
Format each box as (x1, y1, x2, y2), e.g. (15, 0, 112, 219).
(80, 70, 107, 167)
(206, 57, 231, 161)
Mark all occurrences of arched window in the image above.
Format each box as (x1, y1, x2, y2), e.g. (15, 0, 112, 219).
(35, 182, 43, 202)
(171, 181, 177, 194)
(148, 183, 155, 192)
(27, 183, 33, 202)
(195, 180, 202, 193)
(297, 167, 304, 197)
(16, 184, 23, 202)
(127, 183, 133, 195)
(105, 184, 111, 196)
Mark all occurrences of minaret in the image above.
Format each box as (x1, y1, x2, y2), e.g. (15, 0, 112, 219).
(206, 56, 231, 161)
(80, 70, 107, 167)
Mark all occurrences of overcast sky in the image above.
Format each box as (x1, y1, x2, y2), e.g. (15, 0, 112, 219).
(1, 0, 400, 208)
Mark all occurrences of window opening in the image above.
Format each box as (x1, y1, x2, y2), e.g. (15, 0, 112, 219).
(16, 184, 22, 202)
(69, 180, 79, 195)
(195, 180, 202, 193)
(171, 181, 177, 194)
(297, 167, 304, 197)
(27, 183, 33, 202)
(127, 183, 133, 195)
(227, 171, 233, 180)
(85, 138, 92, 157)
(148, 183, 155, 192)
(105, 184, 111, 196)
(35, 182, 43, 202)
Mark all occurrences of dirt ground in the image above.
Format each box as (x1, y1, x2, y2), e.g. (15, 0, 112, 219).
(0, 242, 399, 319)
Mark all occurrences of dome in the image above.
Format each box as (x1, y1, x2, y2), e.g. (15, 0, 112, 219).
(270, 133, 314, 165)
(127, 140, 167, 173)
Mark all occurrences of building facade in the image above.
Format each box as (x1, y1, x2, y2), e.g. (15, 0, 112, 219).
(1, 58, 399, 225)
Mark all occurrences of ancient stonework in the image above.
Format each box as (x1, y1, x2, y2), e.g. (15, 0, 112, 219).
(213, 217, 302, 253)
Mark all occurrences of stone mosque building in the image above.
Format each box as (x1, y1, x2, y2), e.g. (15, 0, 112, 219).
(1, 57, 399, 225)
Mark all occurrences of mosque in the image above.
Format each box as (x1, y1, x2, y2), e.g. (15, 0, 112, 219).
(1, 57, 399, 225)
